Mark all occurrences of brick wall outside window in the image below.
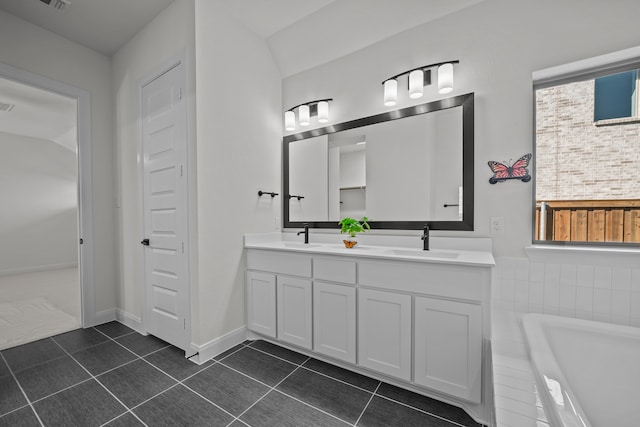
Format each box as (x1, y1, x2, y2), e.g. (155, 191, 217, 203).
(536, 79, 640, 200)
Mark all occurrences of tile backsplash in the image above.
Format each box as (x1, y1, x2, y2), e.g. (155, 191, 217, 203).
(493, 253, 640, 327)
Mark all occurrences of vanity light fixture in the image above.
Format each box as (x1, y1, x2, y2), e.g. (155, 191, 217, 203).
(284, 98, 333, 131)
(382, 60, 459, 106)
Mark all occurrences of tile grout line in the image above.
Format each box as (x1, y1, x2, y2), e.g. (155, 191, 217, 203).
(94, 325, 247, 424)
(0, 351, 46, 427)
(353, 381, 381, 426)
(249, 341, 477, 427)
(246, 343, 469, 426)
(229, 356, 357, 427)
(50, 333, 150, 427)
(373, 392, 472, 427)
(230, 357, 309, 425)
(298, 362, 381, 395)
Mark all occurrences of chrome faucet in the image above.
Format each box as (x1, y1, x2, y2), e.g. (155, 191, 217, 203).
(297, 223, 309, 244)
(421, 225, 429, 251)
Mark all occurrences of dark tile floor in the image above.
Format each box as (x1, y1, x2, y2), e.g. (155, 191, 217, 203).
(0, 322, 484, 427)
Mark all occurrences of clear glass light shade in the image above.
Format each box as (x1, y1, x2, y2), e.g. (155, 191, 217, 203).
(438, 63, 454, 94)
(298, 104, 310, 126)
(383, 79, 397, 106)
(317, 101, 329, 123)
(409, 69, 424, 99)
(284, 110, 295, 131)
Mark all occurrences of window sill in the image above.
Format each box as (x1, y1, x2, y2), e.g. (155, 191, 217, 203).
(525, 244, 640, 264)
(594, 116, 640, 126)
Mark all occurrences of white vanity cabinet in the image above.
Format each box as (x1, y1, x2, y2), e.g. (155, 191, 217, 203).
(277, 275, 313, 349)
(414, 296, 482, 403)
(358, 288, 412, 381)
(312, 256, 358, 363)
(245, 250, 313, 344)
(246, 271, 277, 338)
(313, 281, 356, 363)
(244, 244, 493, 421)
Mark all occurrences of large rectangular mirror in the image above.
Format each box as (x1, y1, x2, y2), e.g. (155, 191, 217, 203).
(283, 92, 474, 230)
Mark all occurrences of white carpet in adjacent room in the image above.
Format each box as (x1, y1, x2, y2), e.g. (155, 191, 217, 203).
(0, 297, 80, 350)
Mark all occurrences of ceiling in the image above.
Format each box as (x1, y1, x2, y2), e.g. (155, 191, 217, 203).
(0, 0, 483, 75)
(0, 0, 174, 56)
(0, 0, 482, 145)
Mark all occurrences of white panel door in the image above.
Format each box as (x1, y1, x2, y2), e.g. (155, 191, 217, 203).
(358, 288, 411, 381)
(246, 271, 276, 337)
(414, 296, 482, 403)
(277, 276, 312, 349)
(313, 282, 356, 363)
(142, 62, 190, 353)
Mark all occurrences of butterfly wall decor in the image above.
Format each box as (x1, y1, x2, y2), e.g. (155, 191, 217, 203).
(488, 153, 532, 184)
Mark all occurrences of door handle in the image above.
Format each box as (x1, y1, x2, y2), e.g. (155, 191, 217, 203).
(141, 238, 150, 246)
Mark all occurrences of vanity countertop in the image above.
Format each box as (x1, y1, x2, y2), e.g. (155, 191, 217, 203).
(244, 233, 495, 267)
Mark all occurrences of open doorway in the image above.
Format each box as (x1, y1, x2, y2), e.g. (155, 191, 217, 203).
(0, 75, 81, 350)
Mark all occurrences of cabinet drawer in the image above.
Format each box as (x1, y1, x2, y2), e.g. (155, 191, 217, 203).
(247, 249, 312, 277)
(359, 260, 488, 301)
(314, 257, 356, 284)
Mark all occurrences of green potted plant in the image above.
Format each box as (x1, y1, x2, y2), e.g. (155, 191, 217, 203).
(338, 216, 370, 248)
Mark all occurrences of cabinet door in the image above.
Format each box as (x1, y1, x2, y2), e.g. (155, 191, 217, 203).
(246, 271, 276, 338)
(414, 297, 482, 403)
(277, 276, 313, 349)
(358, 288, 411, 381)
(313, 282, 356, 363)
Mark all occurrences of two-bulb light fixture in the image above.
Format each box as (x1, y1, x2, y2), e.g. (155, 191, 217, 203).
(382, 60, 459, 107)
(284, 98, 333, 131)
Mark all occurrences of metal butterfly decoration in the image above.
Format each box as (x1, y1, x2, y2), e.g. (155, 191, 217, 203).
(488, 153, 532, 184)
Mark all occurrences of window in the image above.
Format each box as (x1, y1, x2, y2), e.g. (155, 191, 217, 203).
(594, 69, 638, 121)
(534, 66, 640, 245)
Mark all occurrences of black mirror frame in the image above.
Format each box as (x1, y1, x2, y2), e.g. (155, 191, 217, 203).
(283, 92, 474, 231)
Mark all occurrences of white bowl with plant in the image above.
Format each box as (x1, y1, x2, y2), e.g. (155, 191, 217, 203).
(338, 216, 370, 248)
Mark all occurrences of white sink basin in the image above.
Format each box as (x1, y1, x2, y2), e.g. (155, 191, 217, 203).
(385, 249, 459, 259)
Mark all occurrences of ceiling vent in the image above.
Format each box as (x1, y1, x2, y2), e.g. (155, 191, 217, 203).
(0, 102, 15, 112)
(38, 0, 71, 12)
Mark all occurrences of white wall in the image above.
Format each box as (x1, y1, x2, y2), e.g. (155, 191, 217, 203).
(194, 0, 281, 346)
(112, 0, 196, 326)
(283, 0, 640, 258)
(0, 133, 77, 274)
(0, 10, 115, 314)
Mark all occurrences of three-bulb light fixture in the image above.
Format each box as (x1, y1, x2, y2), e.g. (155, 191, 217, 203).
(382, 60, 459, 107)
(284, 98, 333, 131)
(283, 61, 458, 130)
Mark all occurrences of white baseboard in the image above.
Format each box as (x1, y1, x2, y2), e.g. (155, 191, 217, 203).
(190, 326, 248, 365)
(115, 309, 144, 334)
(92, 308, 116, 327)
(0, 263, 78, 277)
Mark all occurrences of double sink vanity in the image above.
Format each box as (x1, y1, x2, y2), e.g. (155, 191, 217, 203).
(244, 233, 494, 423)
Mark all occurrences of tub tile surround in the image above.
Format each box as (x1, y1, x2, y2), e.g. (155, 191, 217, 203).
(491, 245, 640, 427)
(493, 246, 640, 326)
(491, 310, 550, 427)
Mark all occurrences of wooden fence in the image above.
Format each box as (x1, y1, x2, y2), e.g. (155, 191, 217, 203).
(535, 199, 640, 243)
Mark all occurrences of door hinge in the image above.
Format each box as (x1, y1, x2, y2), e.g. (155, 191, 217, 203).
(180, 164, 183, 177)
(79, 238, 83, 245)
(178, 88, 183, 100)
(183, 318, 186, 329)
(181, 242, 184, 253)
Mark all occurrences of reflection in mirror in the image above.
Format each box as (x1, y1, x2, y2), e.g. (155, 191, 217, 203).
(284, 93, 474, 231)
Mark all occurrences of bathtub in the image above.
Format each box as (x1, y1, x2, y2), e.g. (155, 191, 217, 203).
(522, 314, 640, 427)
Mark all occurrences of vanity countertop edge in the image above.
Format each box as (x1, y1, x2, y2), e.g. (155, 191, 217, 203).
(244, 233, 495, 267)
